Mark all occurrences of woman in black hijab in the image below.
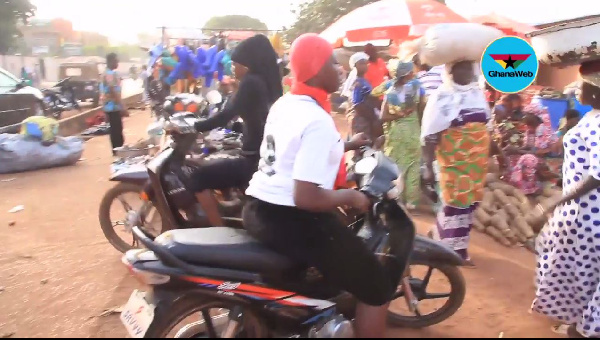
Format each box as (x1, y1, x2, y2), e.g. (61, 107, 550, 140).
(189, 34, 283, 227)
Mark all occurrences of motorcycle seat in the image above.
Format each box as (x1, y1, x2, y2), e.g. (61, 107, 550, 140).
(155, 227, 294, 273)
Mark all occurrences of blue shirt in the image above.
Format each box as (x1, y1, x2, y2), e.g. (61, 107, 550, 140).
(101, 69, 122, 112)
(352, 77, 372, 105)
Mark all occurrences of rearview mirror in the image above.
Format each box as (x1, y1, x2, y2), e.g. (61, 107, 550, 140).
(355, 157, 377, 175)
(206, 90, 222, 105)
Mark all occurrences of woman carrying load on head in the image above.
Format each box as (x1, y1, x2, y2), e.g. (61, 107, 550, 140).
(421, 60, 492, 266)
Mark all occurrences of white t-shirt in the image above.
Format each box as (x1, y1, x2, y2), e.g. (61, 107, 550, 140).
(246, 94, 344, 207)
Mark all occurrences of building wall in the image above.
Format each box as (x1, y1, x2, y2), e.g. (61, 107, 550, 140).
(0, 55, 138, 83)
(536, 64, 579, 90)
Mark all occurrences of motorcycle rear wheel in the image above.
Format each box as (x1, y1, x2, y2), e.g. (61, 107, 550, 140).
(145, 298, 267, 338)
(387, 261, 465, 328)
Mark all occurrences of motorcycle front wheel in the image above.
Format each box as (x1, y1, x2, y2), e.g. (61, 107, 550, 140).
(99, 182, 164, 253)
(387, 261, 466, 328)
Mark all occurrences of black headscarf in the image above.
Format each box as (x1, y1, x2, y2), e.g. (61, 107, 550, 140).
(231, 34, 283, 106)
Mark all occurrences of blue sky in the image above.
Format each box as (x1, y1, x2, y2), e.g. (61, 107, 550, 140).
(31, 0, 600, 44)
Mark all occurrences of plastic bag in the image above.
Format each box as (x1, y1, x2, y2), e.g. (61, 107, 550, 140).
(20, 116, 59, 143)
(0, 134, 84, 174)
(419, 23, 503, 66)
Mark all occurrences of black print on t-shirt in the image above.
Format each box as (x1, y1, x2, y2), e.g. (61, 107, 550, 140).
(259, 134, 276, 176)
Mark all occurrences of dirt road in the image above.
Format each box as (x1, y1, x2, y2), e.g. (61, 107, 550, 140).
(0, 112, 559, 338)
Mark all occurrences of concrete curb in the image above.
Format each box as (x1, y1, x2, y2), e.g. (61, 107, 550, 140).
(0, 93, 142, 136)
(58, 93, 142, 136)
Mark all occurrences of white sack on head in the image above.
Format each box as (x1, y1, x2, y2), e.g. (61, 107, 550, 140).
(419, 23, 503, 66)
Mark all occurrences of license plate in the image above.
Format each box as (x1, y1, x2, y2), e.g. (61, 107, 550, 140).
(85, 85, 94, 91)
(120, 290, 155, 338)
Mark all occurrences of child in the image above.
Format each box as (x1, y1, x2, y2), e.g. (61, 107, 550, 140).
(348, 52, 384, 145)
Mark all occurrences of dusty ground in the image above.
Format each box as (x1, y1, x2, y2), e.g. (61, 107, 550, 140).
(0, 112, 560, 338)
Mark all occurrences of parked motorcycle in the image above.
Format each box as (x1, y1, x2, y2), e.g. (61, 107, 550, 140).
(99, 91, 245, 253)
(42, 77, 80, 119)
(119, 146, 465, 337)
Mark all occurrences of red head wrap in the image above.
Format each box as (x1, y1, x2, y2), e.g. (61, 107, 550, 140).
(289, 34, 334, 112)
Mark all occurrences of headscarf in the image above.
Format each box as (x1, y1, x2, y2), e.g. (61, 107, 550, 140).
(349, 52, 369, 69)
(420, 61, 490, 143)
(231, 34, 283, 106)
(524, 102, 557, 149)
(289, 33, 346, 189)
(289, 33, 334, 111)
(387, 59, 413, 79)
(371, 59, 419, 108)
(510, 154, 540, 195)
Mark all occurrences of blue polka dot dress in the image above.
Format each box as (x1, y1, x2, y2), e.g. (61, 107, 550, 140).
(533, 110, 600, 337)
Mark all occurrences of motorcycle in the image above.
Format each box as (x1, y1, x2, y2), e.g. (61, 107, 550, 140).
(99, 91, 245, 253)
(42, 77, 80, 120)
(119, 146, 465, 338)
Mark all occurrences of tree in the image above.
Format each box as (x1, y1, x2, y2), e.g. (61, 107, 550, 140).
(285, 0, 447, 41)
(203, 15, 268, 32)
(0, 0, 36, 54)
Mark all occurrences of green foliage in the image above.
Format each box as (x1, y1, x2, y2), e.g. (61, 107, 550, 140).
(0, 0, 36, 54)
(203, 15, 268, 32)
(285, 0, 447, 41)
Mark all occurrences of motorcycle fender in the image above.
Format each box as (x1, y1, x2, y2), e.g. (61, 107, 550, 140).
(411, 235, 466, 267)
(110, 168, 149, 185)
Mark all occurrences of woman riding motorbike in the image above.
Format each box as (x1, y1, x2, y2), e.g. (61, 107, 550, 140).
(187, 34, 283, 227)
(243, 33, 393, 338)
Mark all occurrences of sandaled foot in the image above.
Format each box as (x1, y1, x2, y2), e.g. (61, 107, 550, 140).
(551, 324, 569, 335)
(463, 259, 477, 269)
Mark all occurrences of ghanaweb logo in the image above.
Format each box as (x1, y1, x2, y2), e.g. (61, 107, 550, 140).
(481, 37, 539, 93)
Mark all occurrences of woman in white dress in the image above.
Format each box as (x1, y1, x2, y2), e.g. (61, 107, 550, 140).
(533, 61, 600, 338)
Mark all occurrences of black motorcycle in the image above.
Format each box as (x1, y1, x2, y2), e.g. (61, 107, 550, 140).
(99, 93, 245, 253)
(42, 77, 80, 119)
(118, 145, 466, 337)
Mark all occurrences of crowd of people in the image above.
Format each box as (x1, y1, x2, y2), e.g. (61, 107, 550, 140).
(99, 30, 600, 337)
(333, 40, 600, 338)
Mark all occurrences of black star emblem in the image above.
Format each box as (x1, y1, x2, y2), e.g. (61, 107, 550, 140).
(503, 55, 517, 69)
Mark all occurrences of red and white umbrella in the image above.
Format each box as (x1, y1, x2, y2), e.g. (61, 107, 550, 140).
(320, 0, 468, 45)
